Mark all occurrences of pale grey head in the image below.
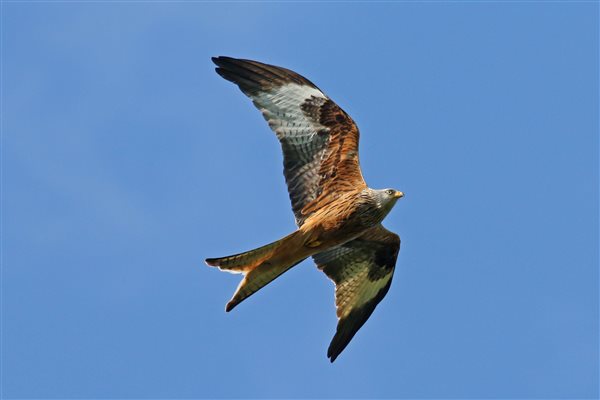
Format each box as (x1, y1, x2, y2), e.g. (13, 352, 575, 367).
(373, 188, 404, 212)
(360, 187, 404, 224)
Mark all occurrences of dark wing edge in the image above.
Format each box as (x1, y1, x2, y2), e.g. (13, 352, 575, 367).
(212, 56, 321, 96)
(212, 56, 366, 226)
(312, 225, 401, 362)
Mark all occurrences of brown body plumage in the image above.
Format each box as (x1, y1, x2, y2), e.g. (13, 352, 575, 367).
(206, 57, 405, 362)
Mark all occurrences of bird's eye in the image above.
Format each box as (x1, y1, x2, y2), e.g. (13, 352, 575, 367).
(386, 189, 395, 196)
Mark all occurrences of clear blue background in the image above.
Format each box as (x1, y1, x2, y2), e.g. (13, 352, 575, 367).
(2, 2, 598, 398)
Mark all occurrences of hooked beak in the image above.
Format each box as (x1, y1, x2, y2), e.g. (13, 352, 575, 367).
(394, 191, 404, 199)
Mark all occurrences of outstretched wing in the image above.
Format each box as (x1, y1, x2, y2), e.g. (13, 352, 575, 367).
(212, 56, 366, 226)
(312, 225, 400, 362)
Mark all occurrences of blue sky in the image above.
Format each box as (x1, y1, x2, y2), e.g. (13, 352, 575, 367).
(2, 2, 598, 398)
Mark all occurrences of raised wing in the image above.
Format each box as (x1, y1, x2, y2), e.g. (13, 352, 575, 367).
(212, 56, 366, 226)
(312, 225, 400, 362)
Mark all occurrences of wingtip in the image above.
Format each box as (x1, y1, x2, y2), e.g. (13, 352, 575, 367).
(211, 56, 224, 68)
(225, 301, 236, 312)
(214, 67, 227, 79)
(212, 55, 236, 66)
(205, 258, 219, 267)
(327, 349, 339, 363)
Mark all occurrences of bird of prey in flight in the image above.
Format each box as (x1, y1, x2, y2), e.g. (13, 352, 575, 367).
(206, 56, 404, 362)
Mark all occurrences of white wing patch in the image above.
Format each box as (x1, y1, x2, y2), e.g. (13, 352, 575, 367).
(335, 263, 393, 319)
(255, 84, 328, 140)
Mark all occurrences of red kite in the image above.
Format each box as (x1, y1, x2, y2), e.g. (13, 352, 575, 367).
(206, 57, 404, 362)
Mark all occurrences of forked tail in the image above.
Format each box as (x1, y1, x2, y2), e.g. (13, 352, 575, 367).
(205, 231, 307, 311)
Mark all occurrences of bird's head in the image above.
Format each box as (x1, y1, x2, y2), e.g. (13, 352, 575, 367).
(374, 188, 404, 213)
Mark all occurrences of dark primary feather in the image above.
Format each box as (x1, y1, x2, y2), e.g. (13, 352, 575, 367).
(212, 56, 318, 95)
(212, 56, 366, 227)
(313, 225, 400, 362)
(327, 279, 392, 362)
